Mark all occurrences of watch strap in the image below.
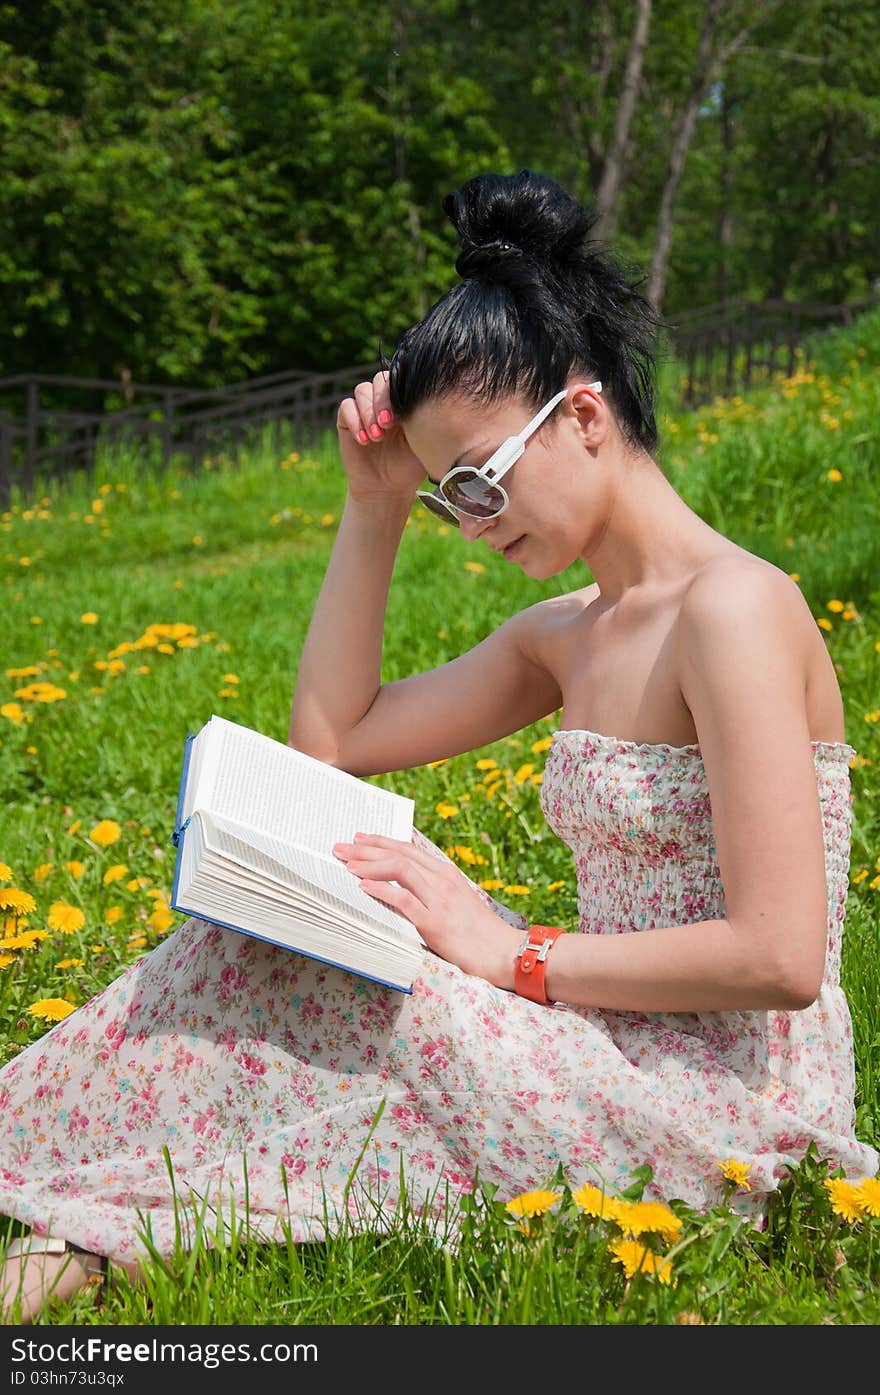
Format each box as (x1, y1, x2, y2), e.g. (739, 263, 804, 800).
(514, 924, 566, 1004)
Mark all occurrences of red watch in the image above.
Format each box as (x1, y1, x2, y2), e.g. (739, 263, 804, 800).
(513, 925, 566, 1004)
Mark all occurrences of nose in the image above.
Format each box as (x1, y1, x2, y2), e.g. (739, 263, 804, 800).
(458, 512, 495, 543)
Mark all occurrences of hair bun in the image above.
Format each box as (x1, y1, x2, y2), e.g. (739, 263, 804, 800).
(443, 169, 598, 282)
(455, 237, 524, 280)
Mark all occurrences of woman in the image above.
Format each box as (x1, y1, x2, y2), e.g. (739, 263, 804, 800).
(2, 169, 877, 1321)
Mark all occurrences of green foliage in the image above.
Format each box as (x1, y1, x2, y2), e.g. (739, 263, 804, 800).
(0, 1, 877, 389)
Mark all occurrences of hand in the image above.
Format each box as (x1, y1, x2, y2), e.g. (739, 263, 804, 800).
(332, 832, 521, 988)
(336, 370, 427, 506)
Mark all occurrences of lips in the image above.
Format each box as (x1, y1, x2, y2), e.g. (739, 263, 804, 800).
(502, 535, 526, 560)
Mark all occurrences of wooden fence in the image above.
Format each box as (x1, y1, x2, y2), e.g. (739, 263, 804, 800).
(1, 293, 877, 506)
(667, 294, 878, 407)
(0, 362, 381, 508)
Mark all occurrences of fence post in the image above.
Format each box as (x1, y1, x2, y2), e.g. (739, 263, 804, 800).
(162, 390, 174, 467)
(24, 378, 38, 498)
(0, 412, 13, 510)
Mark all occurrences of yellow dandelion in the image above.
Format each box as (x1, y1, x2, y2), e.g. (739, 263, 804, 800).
(102, 865, 127, 885)
(0, 862, 11, 882)
(817, 618, 833, 631)
(531, 736, 553, 753)
(855, 1177, 880, 1217)
(826, 600, 844, 613)
(616, 1200, 683, 1241)
(28, 998, 76, 1023)
(547, 880, 566, 892)
(80, 612, 99, 624)
(824, 1178, 865, 1222)
(484, 778, 504, 799)
(571, 1182, 623, 1222)
(89, 819, 121, 847)
(464, 561, 485, 574)
(504, 885, 531, 896)
(1, 929, 49, 950)
(475, 757, 498, 771)
(104, 907, 124, 925)
(126, 878, 151, 892)
(434, 802, 460, 819)
(0, 888, 37, 916)
(147, 906, 176, 934)
(448, 845, 478, 865)
(609, 1237, 675, 1284)
(826, 468, 843, 481)
(1, 703, 26, 725)
(0, 954, 15, 968)
(222, 674, 240, 684)
(66, 861, 85, 879)
(56, 957, 85, 969)
(47, 901, 85, 934)
(514, 763, 535, 783)
(504, 1188, 563, 1219)
(479, 878, 505, 891)
(718, 1158, 752, 1190)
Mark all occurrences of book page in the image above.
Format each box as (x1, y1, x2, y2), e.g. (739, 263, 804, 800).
(203, 812, 425, 947)
(185, 714, 414, 855)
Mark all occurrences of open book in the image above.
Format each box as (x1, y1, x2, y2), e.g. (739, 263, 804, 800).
(169, 713, 422, 993)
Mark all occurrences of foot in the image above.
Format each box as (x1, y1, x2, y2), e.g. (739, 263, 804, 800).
(1, 1237, 106, 1324)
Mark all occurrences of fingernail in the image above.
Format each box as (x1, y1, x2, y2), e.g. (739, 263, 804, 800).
(357, 429, 369, 443)
(369, 424, 382, 440)
(378, 410, 392, 426)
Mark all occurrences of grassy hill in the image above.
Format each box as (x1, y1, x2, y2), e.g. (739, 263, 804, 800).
(0, 308, 878, 1324)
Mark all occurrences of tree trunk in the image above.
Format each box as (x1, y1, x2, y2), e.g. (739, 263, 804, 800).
(717, 75, 734, 305)
(593, 0, 652, 241)
(648, 0, 724, 310)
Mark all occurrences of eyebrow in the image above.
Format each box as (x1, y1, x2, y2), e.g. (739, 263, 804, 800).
(426, 438, 491, 487)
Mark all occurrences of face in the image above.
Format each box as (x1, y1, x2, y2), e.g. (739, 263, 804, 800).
(402, 384, 608, 579)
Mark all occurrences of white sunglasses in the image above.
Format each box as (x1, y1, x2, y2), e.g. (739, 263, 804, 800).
(416, 383, 601, 524)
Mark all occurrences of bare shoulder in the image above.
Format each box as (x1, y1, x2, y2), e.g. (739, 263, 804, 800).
(514, 582, 601, 665)
(678, 552, 814, 652)
(676, 548, 844, 746)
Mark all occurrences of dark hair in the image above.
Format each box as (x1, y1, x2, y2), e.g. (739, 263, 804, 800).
(388, 170, 661, 453)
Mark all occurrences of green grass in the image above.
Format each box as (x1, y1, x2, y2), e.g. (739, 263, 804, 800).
(1, 310, 879, 1325)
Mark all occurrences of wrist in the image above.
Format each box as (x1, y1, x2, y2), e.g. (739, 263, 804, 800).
(344, 488, 416, 519)
(513, 925, 567, 1005)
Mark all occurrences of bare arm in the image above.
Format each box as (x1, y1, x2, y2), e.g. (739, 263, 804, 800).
(540, 565, 829, 1010)
(340, 562, 834, 1013)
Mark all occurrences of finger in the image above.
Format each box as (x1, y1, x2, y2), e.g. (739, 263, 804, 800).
(336, 396, 370, 445)
(353, 383, 386, 442)
(352, 832, 447, 868)
(372, 370, 394, 429)
(343, 851, 434, 901)
(358, 877, 425, 925)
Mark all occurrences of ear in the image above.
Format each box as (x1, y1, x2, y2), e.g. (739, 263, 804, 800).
(567, 381, 607, 448)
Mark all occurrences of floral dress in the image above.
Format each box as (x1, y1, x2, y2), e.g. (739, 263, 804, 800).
(0, 730, 876, 1262)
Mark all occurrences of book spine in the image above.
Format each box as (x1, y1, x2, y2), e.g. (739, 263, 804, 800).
(171, 732, 196, 848)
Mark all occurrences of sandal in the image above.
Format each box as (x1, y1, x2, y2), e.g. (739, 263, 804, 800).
(5, 1234, 109, 1285)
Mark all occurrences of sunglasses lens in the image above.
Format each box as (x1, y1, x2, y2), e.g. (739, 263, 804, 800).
(441, 471, 505, 518)
(417, 490, 460, 525)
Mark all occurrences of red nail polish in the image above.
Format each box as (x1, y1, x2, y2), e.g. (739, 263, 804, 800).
(357, 429, 369, 443)
(369, 424, 382, 440)
(378, 410, 392, 426)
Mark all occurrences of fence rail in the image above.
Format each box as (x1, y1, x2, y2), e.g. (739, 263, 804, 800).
(666, 294, 878, 407)
(1, 294, 877, 506)
(0, 362, 382, 507)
